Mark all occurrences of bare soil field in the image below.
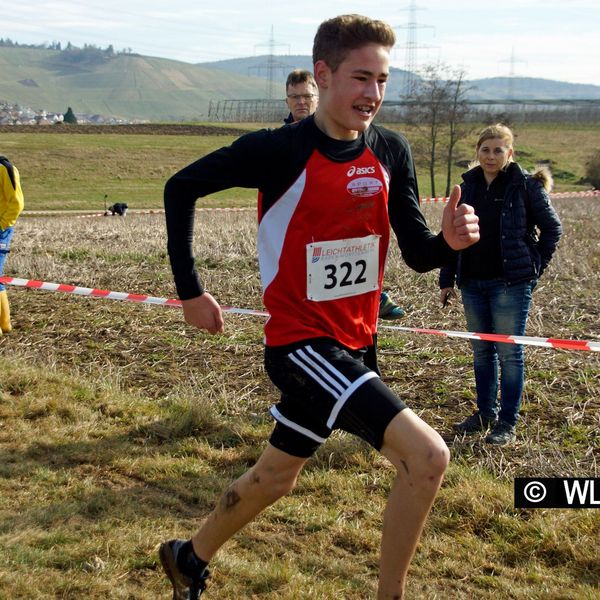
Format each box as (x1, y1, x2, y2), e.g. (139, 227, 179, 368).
(0, 123, 252, 136)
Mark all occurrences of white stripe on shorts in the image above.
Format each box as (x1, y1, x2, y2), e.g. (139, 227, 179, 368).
(304, 345, 352, 387)
(288, 349, 343, 397)
(270, 406, 327, 443)
(326, 371, 378, 428)
(277, 345, 380, 433)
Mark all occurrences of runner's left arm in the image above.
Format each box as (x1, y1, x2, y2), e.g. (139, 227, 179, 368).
(385, 136, 455, 272)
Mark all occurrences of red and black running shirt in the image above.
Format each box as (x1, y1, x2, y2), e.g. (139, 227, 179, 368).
(164, 116, 453, 349)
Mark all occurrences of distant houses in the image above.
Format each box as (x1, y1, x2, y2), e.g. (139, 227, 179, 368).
(0, 101, 136, 125)
(0, 102, 64, 125)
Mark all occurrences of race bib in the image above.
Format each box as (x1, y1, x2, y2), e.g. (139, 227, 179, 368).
(306, 235, 379, 301)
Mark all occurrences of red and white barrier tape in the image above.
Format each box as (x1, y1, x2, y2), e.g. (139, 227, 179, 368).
(419, 197, 452, 204)
(379, 324, 599, 352)
(419, 190, 600, 203)
(550, 190, 600, 198)
(0, 276, 265, 316)
(0, 276, 182, 307)
(23, 207, 254, 218)
(22, 190, 599, 217)
(2, 276, 598, 352)
(0, 276, 268, 316)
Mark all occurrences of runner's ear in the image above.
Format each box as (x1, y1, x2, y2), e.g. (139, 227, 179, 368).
(313, 60, 330, 89)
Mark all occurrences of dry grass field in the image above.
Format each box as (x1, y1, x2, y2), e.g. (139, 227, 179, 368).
(0, 190, 598, 598)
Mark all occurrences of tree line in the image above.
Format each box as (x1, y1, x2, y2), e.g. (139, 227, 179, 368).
(384, 62, 599, 194)
(400, 63, 474, 197)
(0, 39, 135, 56)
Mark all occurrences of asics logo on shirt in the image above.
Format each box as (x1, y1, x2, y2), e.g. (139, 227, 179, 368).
(347, 165, 376, 177)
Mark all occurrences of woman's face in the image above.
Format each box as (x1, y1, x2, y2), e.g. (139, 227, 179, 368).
(477, 137, 513, 179)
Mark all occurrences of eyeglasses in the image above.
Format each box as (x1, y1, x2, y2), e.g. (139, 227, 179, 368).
(286, 94, 318, 101)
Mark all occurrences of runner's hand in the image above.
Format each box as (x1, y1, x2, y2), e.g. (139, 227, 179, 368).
(181, 293, 224, 334)
(441, 185, 480, 250)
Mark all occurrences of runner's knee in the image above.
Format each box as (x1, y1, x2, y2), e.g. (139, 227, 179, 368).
(384, 421, 449, 488)
(251, 463, 300, 501)
(399, 438, 449, 488)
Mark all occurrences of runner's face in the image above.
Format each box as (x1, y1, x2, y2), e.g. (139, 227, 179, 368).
(315, 43, 389, 140)
(285, 82, 318, 122)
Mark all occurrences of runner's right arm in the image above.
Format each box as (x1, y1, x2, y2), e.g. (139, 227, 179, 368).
(164, 129, 274, 300)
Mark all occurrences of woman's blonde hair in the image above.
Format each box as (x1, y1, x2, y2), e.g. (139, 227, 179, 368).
(470, 123, 515, 169)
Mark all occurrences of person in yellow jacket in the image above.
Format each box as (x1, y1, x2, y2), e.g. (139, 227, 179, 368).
(0, 155, 24, 333)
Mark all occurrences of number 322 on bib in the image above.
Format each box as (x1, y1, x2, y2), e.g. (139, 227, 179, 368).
(306, 235, 380, 302)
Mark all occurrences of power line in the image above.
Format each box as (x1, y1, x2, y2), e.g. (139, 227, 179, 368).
(248, 26, 293, 99)
(393, 0, 436, 96)
(500, 47, 527, 99)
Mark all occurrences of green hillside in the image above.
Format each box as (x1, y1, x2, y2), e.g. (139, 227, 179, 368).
(468, 76, 600, 100)
(0, 46, 268, 120)
(2, 45, 599, 122)
(200, 54, 411, 99)
(201, 56, 600, 101)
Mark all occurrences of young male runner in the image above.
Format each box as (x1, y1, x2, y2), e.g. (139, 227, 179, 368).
(159, 14, 479, 599)
(283, 68, 405, 319)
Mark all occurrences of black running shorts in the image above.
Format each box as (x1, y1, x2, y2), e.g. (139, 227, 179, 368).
(264, 338, 407, 458)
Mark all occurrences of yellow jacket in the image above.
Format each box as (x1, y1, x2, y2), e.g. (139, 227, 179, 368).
(0, 156, 24, 230)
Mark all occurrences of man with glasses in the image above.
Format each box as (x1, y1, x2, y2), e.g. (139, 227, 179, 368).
(283, 69, 319, 124)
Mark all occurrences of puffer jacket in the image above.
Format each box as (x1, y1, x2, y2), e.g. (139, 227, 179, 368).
(439, 162, 562, 289)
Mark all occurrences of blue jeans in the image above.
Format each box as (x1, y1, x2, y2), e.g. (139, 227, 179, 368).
(0, 226, 15, 292)
(460, 279, 535, 426)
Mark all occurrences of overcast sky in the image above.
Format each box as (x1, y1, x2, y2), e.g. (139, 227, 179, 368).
(5, 0, 600, 86)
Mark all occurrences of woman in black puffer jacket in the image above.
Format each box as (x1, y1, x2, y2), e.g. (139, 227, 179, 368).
(439, 123, 562, 445)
